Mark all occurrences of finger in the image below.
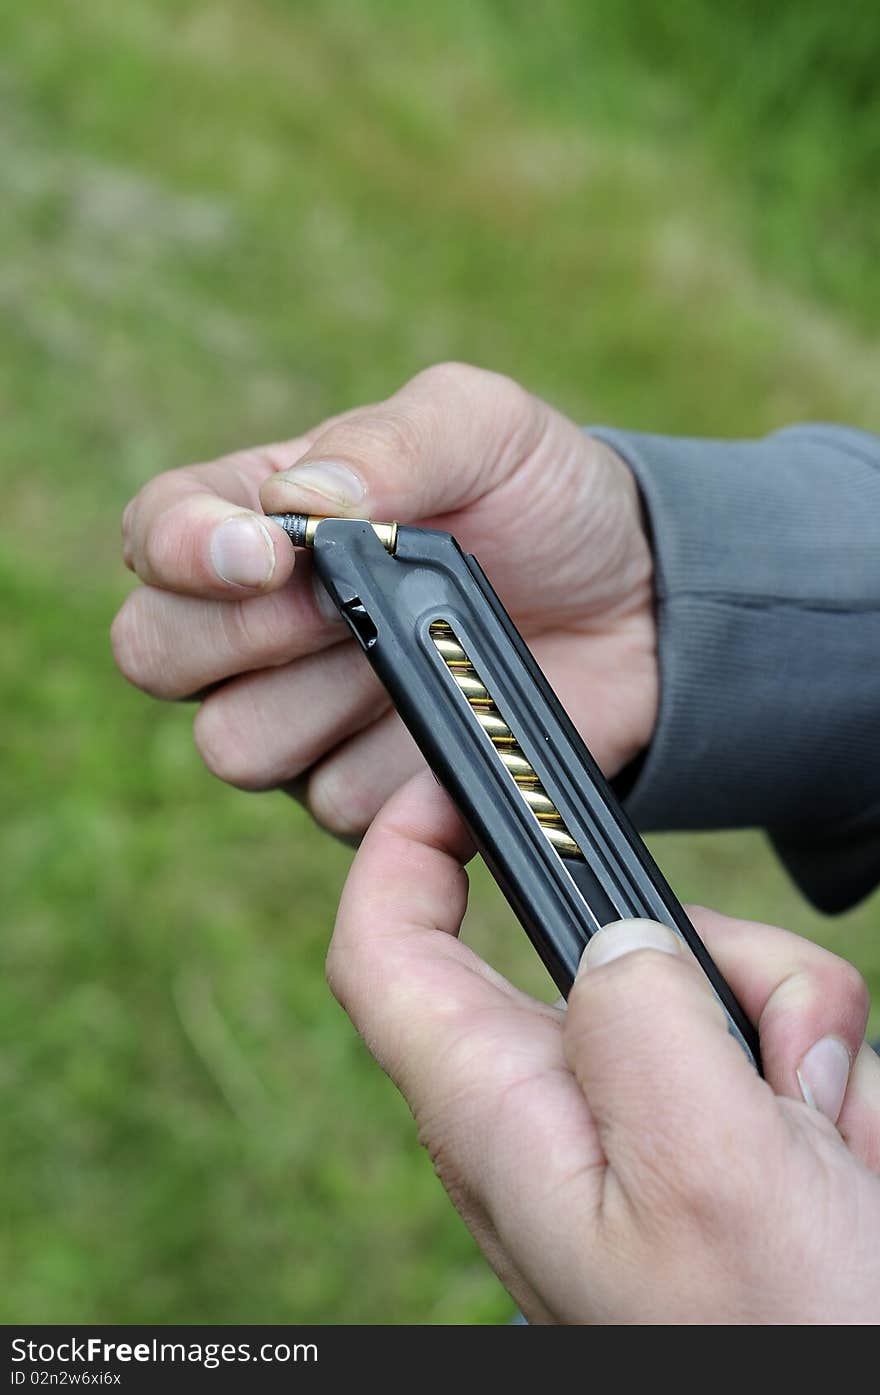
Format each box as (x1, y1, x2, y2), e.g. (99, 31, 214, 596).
(327, 768, 593, 1119)
(327, 771, 495, 1081)
(689, 906, 872, 1126)
(192, 639, 390, 790)
(304, 708, 426, 837)
(124, 438, 315, 597)
(328, 773, 607, 1307)
(565, 920, 777, 1220)
(259, 362, 549, 524)
(111, 558, 347, 700)
(327, 769, 567, 1321)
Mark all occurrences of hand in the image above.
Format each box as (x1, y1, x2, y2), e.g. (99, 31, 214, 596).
(327, 771, 880, 1324)
(112, 363, 655, 838)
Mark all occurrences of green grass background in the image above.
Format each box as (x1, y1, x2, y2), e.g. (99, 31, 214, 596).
(2, 0, 879, 1323)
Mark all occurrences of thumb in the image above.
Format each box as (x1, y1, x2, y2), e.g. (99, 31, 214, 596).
(259, 362, 546, 525)
(564, 919, 774, 1217)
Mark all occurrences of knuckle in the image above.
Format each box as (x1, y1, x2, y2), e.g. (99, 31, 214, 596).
(324, 935, 352, 1013)
(140, 515, 178, 584)
(459, 359, 527, 400)
(834, 958, 871, 1023)
(110, 593, 166, 696)
(324, 933, 378, 1040)
(481, 364, 531, 410)
(121, 496, 138, 545)
(130, 469, 176, 540)
(110, 591, 196, 700)
(324, 922, 375, 1026)
(417, 362, 541, 467)
(777, 956, 871, 1040)
(193, 693, 269, 790)
(413, 361, 529, 417)
(411, 359, 479, 393)
(138, 493, 202, 587)
(135, 467, 182, 509)
(110, 596, 140, 682)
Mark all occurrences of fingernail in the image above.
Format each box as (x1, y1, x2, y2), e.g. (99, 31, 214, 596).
(276, 461, 365, 507)
(577, 918, 682, 978)
(796, 1036, 851, 1123)
(210, 515, 276, 588)
(313, 575, 343, 626)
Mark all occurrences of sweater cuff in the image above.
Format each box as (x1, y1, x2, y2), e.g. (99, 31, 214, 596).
(591, 425, 880, 861)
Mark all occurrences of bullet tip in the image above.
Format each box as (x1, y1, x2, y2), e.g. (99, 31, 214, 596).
(266, 513, 311, 547)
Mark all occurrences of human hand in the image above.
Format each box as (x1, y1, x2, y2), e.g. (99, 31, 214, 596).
(327, 771, 880, 1324)
(112, 364, 655, 838)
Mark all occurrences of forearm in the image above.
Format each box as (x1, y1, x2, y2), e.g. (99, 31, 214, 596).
(595, 423, 880, 910)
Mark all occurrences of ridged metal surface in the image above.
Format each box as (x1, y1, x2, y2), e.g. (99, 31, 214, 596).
(429, 620, 583, 860)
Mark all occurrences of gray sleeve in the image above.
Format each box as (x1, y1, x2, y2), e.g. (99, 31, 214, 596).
(591, 423, 880, 913)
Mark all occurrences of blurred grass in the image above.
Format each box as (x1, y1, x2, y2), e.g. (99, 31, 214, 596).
(1, 0, 879, 1323)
